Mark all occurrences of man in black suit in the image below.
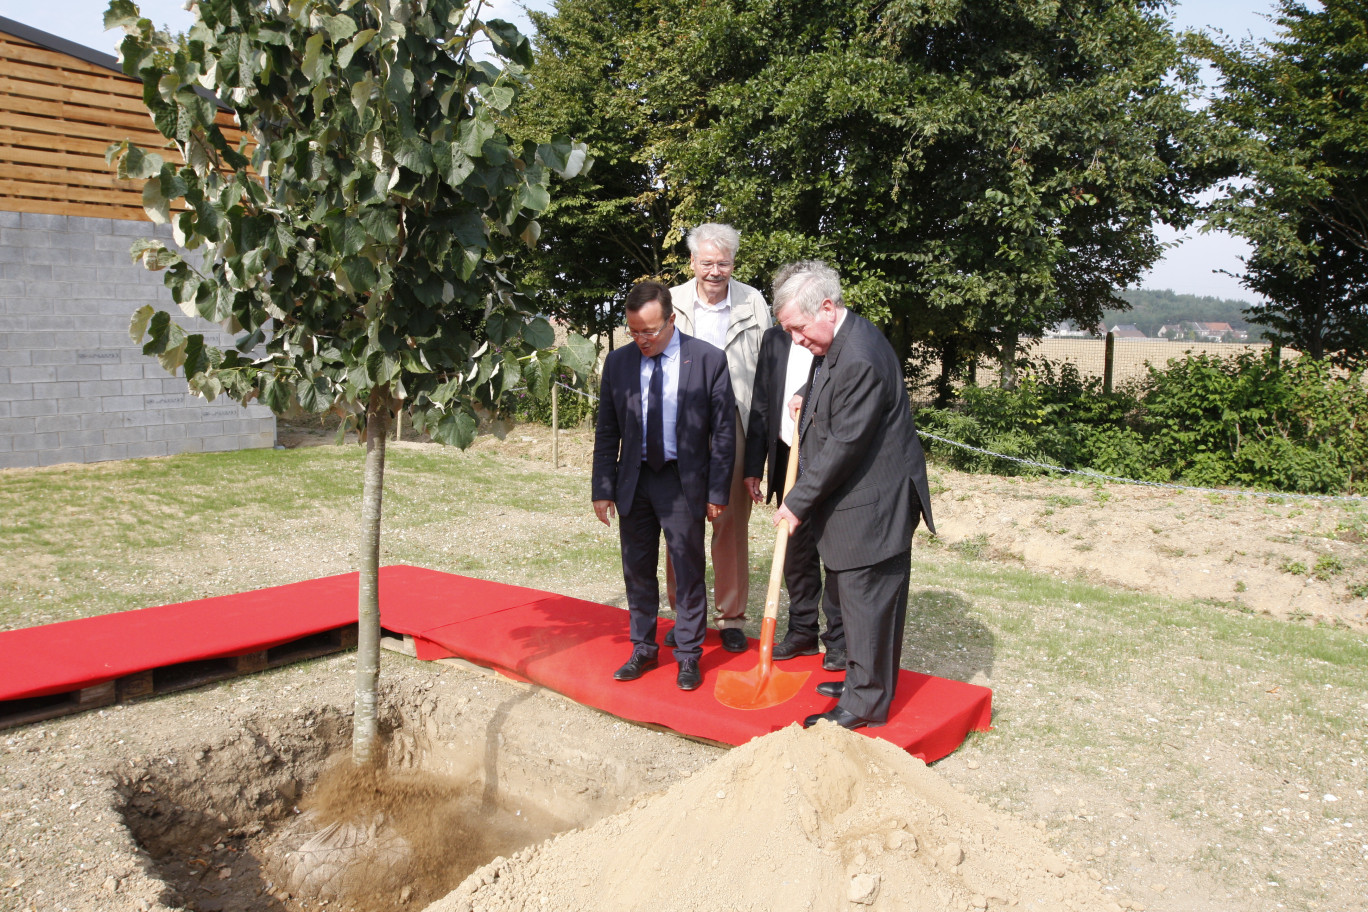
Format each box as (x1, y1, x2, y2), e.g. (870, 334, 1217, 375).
(772, 261, 935, 729)
(592, 281, 736, 691)
(743, 322, 846, 671)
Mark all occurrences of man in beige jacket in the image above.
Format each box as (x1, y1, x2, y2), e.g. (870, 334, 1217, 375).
(664, 223, 772, 652)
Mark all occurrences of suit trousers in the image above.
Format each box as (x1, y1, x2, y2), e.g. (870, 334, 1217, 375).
(830, 546, 913, 724)
(666, 413, 752, 629)
(620, 462, 708, 662)
(784, 497, 844, 649)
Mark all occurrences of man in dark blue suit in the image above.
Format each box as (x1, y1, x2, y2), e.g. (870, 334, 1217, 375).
(773, 261, 935, 729)
(592, 281, 736, 691)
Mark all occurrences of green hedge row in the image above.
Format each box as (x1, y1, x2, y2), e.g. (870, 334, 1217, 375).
(916, 351, 1368, 495)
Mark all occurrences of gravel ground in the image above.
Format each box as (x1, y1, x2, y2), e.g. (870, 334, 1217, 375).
(0, 425, 1364, 912)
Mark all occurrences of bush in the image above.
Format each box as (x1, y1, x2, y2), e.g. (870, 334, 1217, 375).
(918, 351, 1368, 495)
(507, 366, 598, 429)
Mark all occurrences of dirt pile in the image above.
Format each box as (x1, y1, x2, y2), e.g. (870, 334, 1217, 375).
(429, 722, 1126, 912)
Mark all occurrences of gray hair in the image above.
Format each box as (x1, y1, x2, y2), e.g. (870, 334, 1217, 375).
(687, 223, 741, 259)
(773, 260, 843, 317)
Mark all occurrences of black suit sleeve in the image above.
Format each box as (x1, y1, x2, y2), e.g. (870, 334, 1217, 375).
(706, 351, 736, 506)
(744, 332, 779, 480)
(591, 354, 624, 503)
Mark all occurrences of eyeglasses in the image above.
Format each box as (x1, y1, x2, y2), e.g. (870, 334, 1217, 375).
(626, 314, 673, 340)
(695, 259, 734, 270)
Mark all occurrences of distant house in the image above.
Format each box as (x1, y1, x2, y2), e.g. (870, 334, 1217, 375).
(0, 16, 274, 469)
(1157, 323, 1186, 340)
(1109, 324, 1147, 339)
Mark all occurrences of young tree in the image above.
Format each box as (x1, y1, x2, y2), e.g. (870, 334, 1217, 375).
(105, 0, 590, 764)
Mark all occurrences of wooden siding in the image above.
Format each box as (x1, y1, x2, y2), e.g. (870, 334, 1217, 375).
(0, 29, 242, 222)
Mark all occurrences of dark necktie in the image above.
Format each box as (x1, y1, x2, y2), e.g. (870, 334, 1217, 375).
(647, 353, 665, 471)
(798, 355, 824, 474)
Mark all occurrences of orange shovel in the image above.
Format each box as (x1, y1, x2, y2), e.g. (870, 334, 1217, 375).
(714, 429, 811, 710)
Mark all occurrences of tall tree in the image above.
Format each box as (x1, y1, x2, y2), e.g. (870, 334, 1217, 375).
(1240, 215, 1368, 366)
(516, 0, 1219, 387)
(509, 0, 697, 349)
(670, 0, 1218, 387)
(1205, 0, 1368, 263)
(1203, 0, 1368, 367)
(105, 0, 590, 764)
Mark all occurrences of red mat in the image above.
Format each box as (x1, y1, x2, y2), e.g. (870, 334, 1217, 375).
(0, 573, 359, 702)
(0, 566, 992, 761)
(378, 566, 992, 761)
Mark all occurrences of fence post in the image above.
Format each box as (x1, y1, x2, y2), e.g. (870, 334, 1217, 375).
(551, 382, 559, 469)
(1103, 331, 1116, 394)
(392, 406, 403, 442)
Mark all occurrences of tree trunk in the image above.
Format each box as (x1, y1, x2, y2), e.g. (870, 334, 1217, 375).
(352, 389, 393, 766)
(999, 320, 1019, 391)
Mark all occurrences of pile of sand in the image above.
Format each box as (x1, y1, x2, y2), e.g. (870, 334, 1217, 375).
(427, 723, 1128, 912)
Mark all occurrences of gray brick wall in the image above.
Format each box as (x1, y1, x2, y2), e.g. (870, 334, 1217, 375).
(0, 211, 275, 469)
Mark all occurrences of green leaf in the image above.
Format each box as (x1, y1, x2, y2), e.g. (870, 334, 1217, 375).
(524, 316, 555, 350)
(142, 180, 170, 224)
(129, 304, 155, 343)
(557, 333, 596, 381)
(296, 375, 333, 413)
(456, 113, 497, 157)
(322, 13, 357, 44)
(103, 0, 140, 31)
(431, 409, 477, 448)
(302, 32, 328, 84)
(337, 28, 377, 68)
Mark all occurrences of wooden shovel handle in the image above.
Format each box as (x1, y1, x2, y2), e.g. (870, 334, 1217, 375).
(761, 429, 801, 625)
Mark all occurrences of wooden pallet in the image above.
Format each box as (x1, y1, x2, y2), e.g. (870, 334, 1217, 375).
(0, 624, 358, 731)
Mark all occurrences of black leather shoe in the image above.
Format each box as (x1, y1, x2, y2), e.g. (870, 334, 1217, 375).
(677, 658, 702, 691)
(803, 706, 877, 730)
(719, 628, 748, 653)
(815, 680, 844, 698)
(772, 636, 819, 660)
(613, 654, 658, 681)
(822, 647, 847, 672)
(664, 628, 676, 648)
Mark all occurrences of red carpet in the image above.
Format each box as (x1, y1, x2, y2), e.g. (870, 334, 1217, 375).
(0, 573, 359, 702)
(379, 566, 992, 761)
(0, 566, 992, 761)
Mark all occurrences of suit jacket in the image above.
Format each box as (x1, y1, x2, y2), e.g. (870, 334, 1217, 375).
(670, 278, 771, 428)
(744, 324, 795, 504)
(591, 332, 736, 519)
(781, 312, 936, 571)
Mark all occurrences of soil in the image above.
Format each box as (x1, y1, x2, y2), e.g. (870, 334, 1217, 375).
(0, 423, 1364, 912)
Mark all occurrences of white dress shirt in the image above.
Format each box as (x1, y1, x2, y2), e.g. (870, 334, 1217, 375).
(691, 288, 732, 352)
(639, 329, 681, 462)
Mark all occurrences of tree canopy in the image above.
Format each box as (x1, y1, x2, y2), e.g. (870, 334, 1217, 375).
(1203, 0, 1368, 367)
(515, 0, 1221, 385)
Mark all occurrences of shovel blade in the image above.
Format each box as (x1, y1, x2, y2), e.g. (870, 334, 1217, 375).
(714, 663, 811, 710)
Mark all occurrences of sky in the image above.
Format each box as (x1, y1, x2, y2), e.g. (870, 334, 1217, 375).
(0, 0, 1287, 302)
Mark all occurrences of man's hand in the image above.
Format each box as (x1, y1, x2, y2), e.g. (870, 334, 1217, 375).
(707, 502, 727, 522)
(743, 476, 763, 503)
(593, 499, 616, 526)
(787, 394, 803, 420)
(774, 502, 801, 530)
